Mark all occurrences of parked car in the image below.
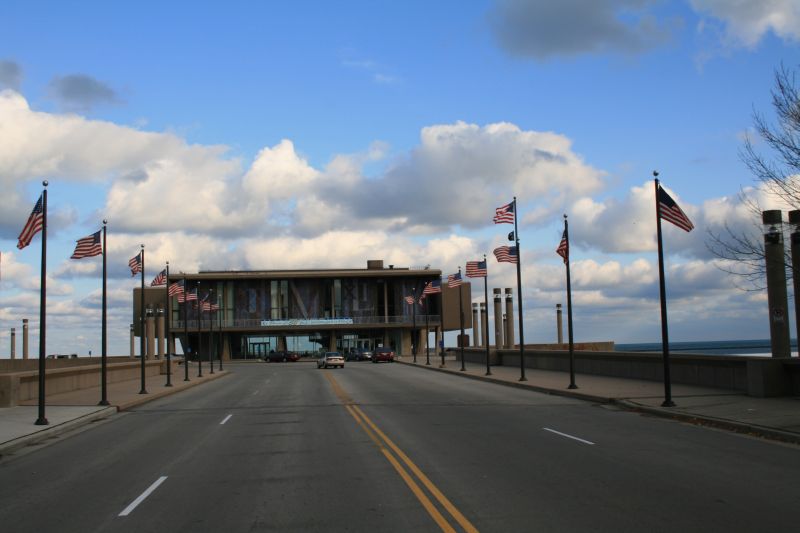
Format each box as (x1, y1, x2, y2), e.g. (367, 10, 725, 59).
(372, 347, 395, 363)
(286, 352, 300, 362)
(356, 349, 373, 361)
(265, 350, 287, 362)
(317, 351, 345, 369)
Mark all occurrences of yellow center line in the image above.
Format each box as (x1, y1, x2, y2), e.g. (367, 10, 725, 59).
(323, 372, 479, 533)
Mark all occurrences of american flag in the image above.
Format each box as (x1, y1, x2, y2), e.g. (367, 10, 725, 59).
(447, 272, 462, 288)
(70, 231, 102, 259)
(168, 280, 185, 297)
(556, 230, 568, 264)
(178, 287, 198, 303)
(493, 201, 515, 224)
(17, 195, 44, 250)
(493, 245, 518, 264)
(465, 260, 487, 278)
(657, 185, 694, 232)
(404, 295, 415, 305)
(150, 269, 167, 286)
(422, 279, 442, 295)
(129, 253, 142, 276)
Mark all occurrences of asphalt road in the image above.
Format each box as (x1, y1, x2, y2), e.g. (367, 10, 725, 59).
(0, 361, 798, 532)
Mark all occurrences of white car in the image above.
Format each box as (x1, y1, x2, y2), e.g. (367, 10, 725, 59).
(317, 351, 345, 369)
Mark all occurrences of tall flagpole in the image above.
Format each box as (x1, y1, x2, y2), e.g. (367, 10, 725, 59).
(165, 262, 172, 387)
(139, 244, 147, 394)
(35, 181, 49, 426)
(183, 275, 190, 381)
(654, 173, 675, 407)
(425, 292, 431, 366)
(484, 254, 491, 376)
(458, 267, 466, 372)
(513, 196, 527, 381)
(564, 215, 577, 389)
(99, 220, 109, 405)
(412, 286, 417, 363)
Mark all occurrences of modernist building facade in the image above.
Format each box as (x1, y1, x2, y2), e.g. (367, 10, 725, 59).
(133, 260, 472, 360)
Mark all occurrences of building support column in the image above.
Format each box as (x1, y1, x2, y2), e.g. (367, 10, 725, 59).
(505, 288, 514, 349)
(10, 328, 16, 359)
(23, 319, 29, 360)
(129, 323, 135, 358)
(493, 288, 503, 349)
(146, 311, 156, 360)
(472, 303, 480, 346)
(156, 308, 165, 359)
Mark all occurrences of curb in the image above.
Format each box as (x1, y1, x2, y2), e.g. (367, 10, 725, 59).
(115, 369, 231, 411)
(0, 406, 118, 456)
(0, 370, 232, 456)
(614, 399, 800, 446)
(398, 360, 800, 445)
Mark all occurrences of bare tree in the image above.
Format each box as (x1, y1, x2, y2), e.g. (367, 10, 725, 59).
(708, 65, 800, 290)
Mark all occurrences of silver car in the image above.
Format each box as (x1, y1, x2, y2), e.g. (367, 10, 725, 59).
(317, 351, 345, 369)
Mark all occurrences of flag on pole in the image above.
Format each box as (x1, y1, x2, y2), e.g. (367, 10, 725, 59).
(556, 230, 568, 264)
(493, 201, 515, 224)
(178, 287, 197, 303)
(404, 295, 415, 305)
(128, 253, 142, 276)
(168, 280, 185, 297)
(17, 195, 44, 250)
(70, 231, 102, 259)
(657, 185, 694, 232)
(150, 269, 167, 286)
(422, 279, 442, 294)
(447, 272, 462, 288)
(465, 260, 487, 278)
(493, 245, 518, 264)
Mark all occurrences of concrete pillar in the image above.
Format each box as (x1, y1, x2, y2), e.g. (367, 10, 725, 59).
(10, 328, 15, 359)
(763, 210, 791, 357)
(472, 303, 480, 347)
(156, 308, 165, 359)
(788, 210, 800, 355)
(129, 323, 135, 358)
(329, 331, 337, 351)
(22, 319, 29, 360)
(480, 303, 488, 348)
(556, 304, 563, 344)
(493, 288, 504, 348)
(505, 288, 514, 349)
(146, 310, 156, 360)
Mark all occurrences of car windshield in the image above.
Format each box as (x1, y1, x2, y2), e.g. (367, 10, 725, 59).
(326, 352, 341, 357)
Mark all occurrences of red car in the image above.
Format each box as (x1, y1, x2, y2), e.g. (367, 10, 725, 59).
(372, 347, 395, 363)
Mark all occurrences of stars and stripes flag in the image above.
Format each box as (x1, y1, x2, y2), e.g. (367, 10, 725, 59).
(657, 185, 694, 232)
(556, 230, 568, 264)
(493, 201, 515, 224)
(178, 287, 197, 303)
(70, 230, 102, 259)
(465, 259, 487, 278)
(150, 269, 167, 286)
(17, 195, 44, 250)
(168, 280, 185, 297)
(404, 295, 415, 305)
(447, 272, 462, 288)
(128, 253, 142, 276)
(493, 245, 518, 264)
(422, 279, 442, 295)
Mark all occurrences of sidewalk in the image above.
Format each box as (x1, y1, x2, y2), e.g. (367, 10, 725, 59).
(398, 355, 800, 445)
(0, 361, 229, 456)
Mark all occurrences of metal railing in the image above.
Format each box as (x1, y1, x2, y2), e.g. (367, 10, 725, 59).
(172, 315, 441, 330)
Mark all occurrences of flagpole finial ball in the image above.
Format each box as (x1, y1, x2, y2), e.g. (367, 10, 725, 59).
(43, 180, 48, 187)
(141, 244, 144, 249)
(103, 219, 107, 225)
(653, 170, 659, 177)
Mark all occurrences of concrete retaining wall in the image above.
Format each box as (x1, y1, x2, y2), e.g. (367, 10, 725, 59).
(0, 360, 164, 407)
(459, 348, 799, 397)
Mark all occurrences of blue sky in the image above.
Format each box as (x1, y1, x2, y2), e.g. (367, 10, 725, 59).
(1, 0, 799, 356)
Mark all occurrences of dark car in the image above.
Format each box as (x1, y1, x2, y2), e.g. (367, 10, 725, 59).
(265, 350, 287, 362)
(286, 352, 300, 362)
(372, 347, 395, 363)
(356, 349, 373, 361)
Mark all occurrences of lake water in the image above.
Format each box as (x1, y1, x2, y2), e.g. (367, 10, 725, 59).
(614, 339, 798, 357)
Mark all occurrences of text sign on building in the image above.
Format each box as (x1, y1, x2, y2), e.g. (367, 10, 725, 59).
(259, 318, 355, 327)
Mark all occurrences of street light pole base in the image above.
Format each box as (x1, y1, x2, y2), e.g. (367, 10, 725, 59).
(98, 400, 110, 406)
(661, 399, 676, 407)
(139, 389, 148, 394)
(34, 418, 49, 425)
(568, 383, 578, 389)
